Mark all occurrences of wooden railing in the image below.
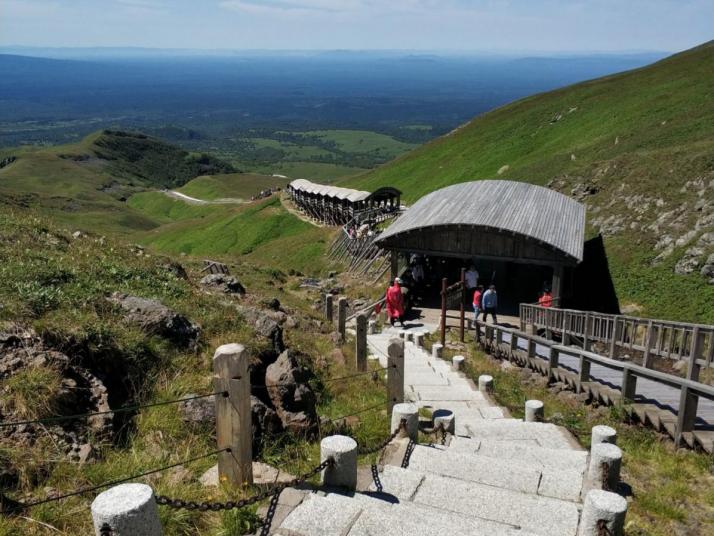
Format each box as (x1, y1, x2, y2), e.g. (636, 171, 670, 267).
(476, 320, 714, 452)
(520, 304, 714, 369)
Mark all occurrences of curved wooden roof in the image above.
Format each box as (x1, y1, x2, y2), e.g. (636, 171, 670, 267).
(376, 180, 585, 263)
(289, 179, 370, 202)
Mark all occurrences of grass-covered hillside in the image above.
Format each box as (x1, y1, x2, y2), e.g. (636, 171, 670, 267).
(178, 173, 290, 201)
(345, 41, 714, 323)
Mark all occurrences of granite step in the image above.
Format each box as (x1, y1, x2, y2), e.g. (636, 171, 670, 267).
(276, 490, 540, 536)
(457, 418, 577, 450)
(406, 443, 585, 501)
(447, 435, 588, 471)
(374, 465, 581, 536)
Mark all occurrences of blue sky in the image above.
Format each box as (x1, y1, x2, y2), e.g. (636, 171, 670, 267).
(1, 0, 712, 52)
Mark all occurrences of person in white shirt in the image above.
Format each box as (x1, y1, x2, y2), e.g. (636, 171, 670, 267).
(464, 264, 479, 305)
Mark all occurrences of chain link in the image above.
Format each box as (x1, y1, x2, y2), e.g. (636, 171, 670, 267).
(155, 458, 333, 512)
(596, 519, 613, 536)
(99, 523, 113, 536)
(357, 419, 406, 455)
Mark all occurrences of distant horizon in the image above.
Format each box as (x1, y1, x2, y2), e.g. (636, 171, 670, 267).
(2, 1, 711, 53)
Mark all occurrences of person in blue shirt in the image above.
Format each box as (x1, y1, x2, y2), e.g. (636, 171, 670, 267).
(481, 285, 498, 324)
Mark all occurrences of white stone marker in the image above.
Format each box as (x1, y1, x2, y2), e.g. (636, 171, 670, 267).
(398, 330, 408, 340)
(588, 443, 622, 491)
(91, 483, 162, 536)
(368, 319, 377, 334)
(578, 490, 628, 536)
(591, 425, 617, 445)
(414, 332, 425, 347)
(524, 400, 544, 423)
(432, 409, 455, 434)
(405, 331, 414, 343)
(478, 374, 494, 393)
(321, 435, 358, 490)
(452, 355, 465, 371)
(391, 402, 419, 441)
(432, 343, 443, 359)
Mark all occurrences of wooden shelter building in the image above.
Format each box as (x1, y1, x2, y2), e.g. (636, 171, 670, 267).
(375, 180, 586, 309)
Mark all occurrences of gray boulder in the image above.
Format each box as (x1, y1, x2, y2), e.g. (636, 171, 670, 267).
(108, 292, 200, 346)
(251, 395, 283, 450)
(200, 274, 245, 295)
(179, 394, 215, 424)
(265, 350, 318, 434)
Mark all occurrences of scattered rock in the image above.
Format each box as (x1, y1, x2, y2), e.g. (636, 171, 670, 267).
(107, 292, 200, 347)
(71, 230, 84, 239)
(329, 349, 346, 367)
(163, 261, 188, 280)
(265, 350, 318, 434)
(165, 465, 192, 486)
(179, 394, 215, 424)
(200, 462, 295, 487)
(199, 274, 245, 295)
(251, 395, 282, 452)
(329, 331, 343, 346)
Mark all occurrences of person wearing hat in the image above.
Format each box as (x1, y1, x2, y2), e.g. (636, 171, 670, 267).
(386, 277, 406, 327)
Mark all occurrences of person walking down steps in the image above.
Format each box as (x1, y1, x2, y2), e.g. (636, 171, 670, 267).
(386, 277, 406, 327)
(472, 285, 484, 323)
(481, 284, 498, 324)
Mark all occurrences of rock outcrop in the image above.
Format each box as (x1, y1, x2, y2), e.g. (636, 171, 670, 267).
(108, 292, 200, 346)
(200, 274, 246, 295)
(265, 350, 318, 434)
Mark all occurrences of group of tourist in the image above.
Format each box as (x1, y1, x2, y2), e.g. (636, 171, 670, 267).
(250, 187, 281, 201)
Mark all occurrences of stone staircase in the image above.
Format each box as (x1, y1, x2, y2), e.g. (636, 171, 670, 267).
(271, 328, 621, 536)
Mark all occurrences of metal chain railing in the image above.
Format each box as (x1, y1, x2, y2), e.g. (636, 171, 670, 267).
(357, 419, 406, 455)
(597, 519, 613, 536)
(401, 439, 416, 468)
(431, 422, 447, 446)
(99, 523, 113, 536)
(0, 392, 223, 429)
(156, 458, 334, 512)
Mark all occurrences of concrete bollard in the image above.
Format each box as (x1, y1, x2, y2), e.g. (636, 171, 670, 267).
(414, 332, 425, 347)
(432, 343, 443, 359)
(524, 400, 544, 422)
(578, 490, 628, 536)
(321, 435, 358, 490)
(588, 443, 622, 491)
(591, 425, 617, 446)
(452, 355, 465, 371)
(478, 374, 494, 393)
(368, 319, 377, 334)
(405, 331, 414, 343)
(91, 484, 162, 536)
(433, 409, 455, 434)
(387, 338, 405, 414)
(391, 402, 419, 441)
(398, 330, 408, 339)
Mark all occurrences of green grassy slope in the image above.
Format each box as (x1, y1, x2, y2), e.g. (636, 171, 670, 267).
(134, 196, 335, 274)
(344, 42, 714, 322)
(178, 172, 290, 201)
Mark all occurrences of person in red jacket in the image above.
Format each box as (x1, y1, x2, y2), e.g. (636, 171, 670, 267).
(539, 289, 554, 308)
(472, 285, 484, 322)
(386, 278, 406, 327)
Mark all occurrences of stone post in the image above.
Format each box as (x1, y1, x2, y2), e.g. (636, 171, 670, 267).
(324, 293, 333, 322)
(337, 297, 347, 339)
(578, 490, 628, 536)
(588, 443, 622, 491)
(432, 343, 443, 359)
(591, 425, 617, 446)
(391, 402, 418, 441)
(452, 355, 465, 371)
(355, 313, 368, 372)
(368, 319, 376, 334)
(433, 409, 455, 434)
(321, 435, 358, 490)
(213, 343, 253, 486)
(91, 484, 162, 536)
(525, 400, 544, 422)
(414, 332, 425, 347)
(478, 374, 494, 393)
(387, 337, 405, 414)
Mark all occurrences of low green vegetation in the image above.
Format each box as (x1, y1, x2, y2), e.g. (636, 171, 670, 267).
(178, 173, 290, 201)
(433, 333, 714, 536)
(127, 192, 220, 223)
(344, 41, 714, 323)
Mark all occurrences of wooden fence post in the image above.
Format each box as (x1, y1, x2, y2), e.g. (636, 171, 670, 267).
(642, 320, 654, 368)
(338, 297, 348, 339)
(583, 313, 592, 351)
(213, 343, 253, 486)
(562, 311, 571, 346)
(459, 268, 466, 343)
(548, 346, 559, 381)
(355, 313, 368, 372)
(387, 337, 405, 414)
(609, 316, 621, 358)
(324, 294, 333, 322)
(440, 277, 447, 347)
(675, 327, 703, 446)
(621, 366, 638, 402)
